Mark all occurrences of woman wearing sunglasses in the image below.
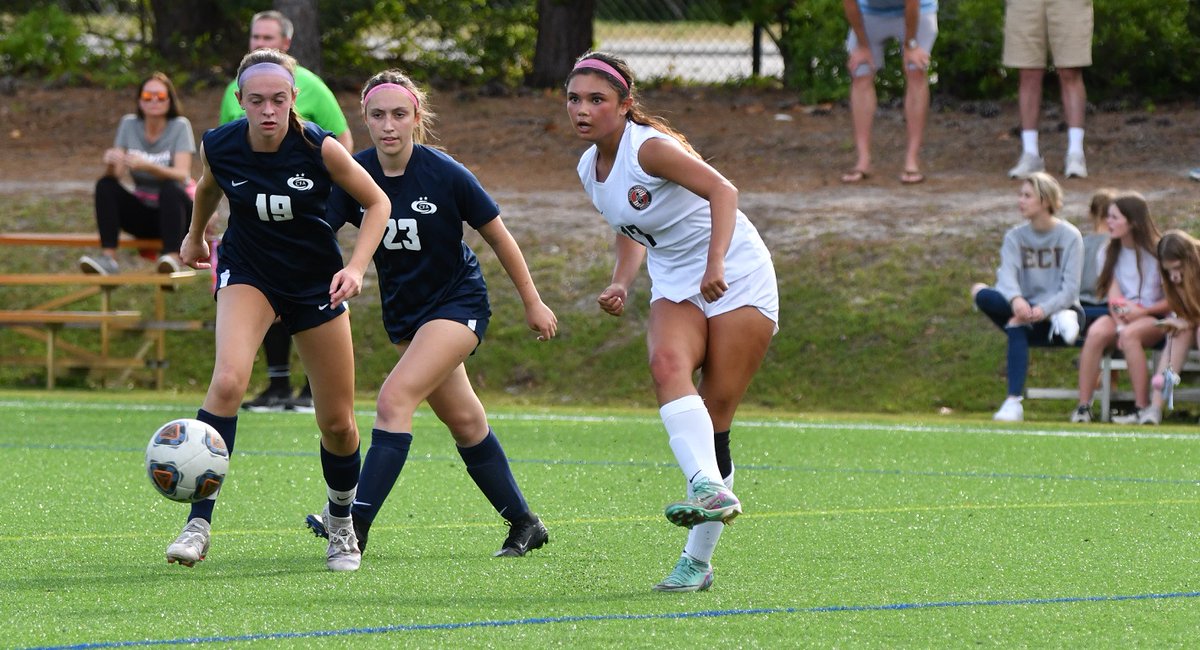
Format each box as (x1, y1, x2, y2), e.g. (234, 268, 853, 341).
(81, 71, 196, 275)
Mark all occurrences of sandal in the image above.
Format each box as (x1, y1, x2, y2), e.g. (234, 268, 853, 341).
(900, 169, 925, 184)
(840, 169, 870, 183)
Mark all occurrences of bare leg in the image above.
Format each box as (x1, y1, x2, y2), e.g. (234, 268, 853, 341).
(1017, 68, 1045, 131)
(848, 73, 877, 174)
(903, 67, 930, 173)
(1057, 67, 1086, 129)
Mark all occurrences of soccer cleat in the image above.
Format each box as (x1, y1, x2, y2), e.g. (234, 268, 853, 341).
(652, 555, 714, 593)
(304, 510, 368, 552)
(1111, 405, 1161, 425)
(79, 254, 119, 275)
(664, 477, 742, 528)
(1069, 404, 1093, 423)
(287, 382, 314, 413)
(1007, 152, 1045, 179)
(322, 506, 361, 571)
(166, 517, 211, 567)
(992, 396, 1024, 422)
(494, 513, 549, 557)
(1049, 309, 1080, 345)
(241, 385, 292, 412)
(156, 254, 184, 274)
(1064, 151, 1088, 179)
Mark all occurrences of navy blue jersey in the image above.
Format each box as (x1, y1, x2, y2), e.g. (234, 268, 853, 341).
(327, 145, 499, 337)
(204, 119, 343, 302)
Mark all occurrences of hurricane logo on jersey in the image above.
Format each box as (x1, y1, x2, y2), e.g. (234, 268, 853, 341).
(627, 185, 652, 210)
(287, 174, 314, 191)
(411, 197, 438, 215)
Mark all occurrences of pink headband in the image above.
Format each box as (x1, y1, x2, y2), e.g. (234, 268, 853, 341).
(362, 82, 420, 111)
(237, 62, 295, 89)
(572, 58, 629, 90)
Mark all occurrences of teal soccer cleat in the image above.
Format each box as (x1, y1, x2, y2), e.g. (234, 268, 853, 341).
(663, 476, 741, 528)
(652, 555, 714, 592)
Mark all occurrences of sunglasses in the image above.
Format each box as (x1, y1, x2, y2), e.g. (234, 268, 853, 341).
(140, 90, 169, 102)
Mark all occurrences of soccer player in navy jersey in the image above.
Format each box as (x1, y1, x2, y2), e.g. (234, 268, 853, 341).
(304, 69, 556, 559)
(168, 49, 391, 572)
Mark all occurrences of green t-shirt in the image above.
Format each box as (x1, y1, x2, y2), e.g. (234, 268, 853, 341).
(219, 64, 349, 135)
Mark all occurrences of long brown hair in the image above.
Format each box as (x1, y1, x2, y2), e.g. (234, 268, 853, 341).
(1158, 230, 1200, 323)
(565, 51, 700, 159)
(235, 48, 311, 146)
(360, 69, 437, 145)
(1095, 192, 1161, 298)
(136, 71, 184, 120)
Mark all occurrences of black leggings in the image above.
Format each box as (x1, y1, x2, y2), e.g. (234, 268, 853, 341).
(94, 176, 191, 254)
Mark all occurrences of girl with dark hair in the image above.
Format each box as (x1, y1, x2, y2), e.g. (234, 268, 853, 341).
(566, 52, 778, 593)
(82, 71, 195, 275)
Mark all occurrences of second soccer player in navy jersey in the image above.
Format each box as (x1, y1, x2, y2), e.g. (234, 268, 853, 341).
(305, 69, 557, 559)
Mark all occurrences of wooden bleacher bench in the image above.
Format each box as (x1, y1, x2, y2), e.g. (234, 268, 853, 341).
(1026, 348, 1200, 421)
(0, 232, 162, 250)
(0, 270, 207, 389)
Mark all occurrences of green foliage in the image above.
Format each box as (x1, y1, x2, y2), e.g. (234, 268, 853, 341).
(0, 5, 92, 79)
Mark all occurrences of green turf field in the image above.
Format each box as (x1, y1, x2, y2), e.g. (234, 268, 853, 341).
(2, 392, 1199, 648)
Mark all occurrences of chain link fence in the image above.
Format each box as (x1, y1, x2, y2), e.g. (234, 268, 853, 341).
(594, 0, 782, 83)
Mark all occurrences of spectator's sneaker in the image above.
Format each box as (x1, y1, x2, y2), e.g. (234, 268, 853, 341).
(287, 382, 314, 413)
(993, 396, 1024, 422)
(494, 513, 549, 557)
(79, 254, 119, 275)
(1112, 405, 1161, 425)
(166, 517, 210, 567)
(1008, 152, 1045, 179)
(156, 254, 183, 274)
(652, 555, 714, 593)
(664, 477, 742, 528)
(241, 385, 292, 412)
(1189, 167, 1200, 182)
(1069, 404, 1093, 423)
(321, 506, 361, 571)
(305, 510, 368, 553)
(1049, 309, 1080, 345)
(1064, 151, 1088, 178)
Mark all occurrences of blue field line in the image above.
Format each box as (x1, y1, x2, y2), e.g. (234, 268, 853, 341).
(23, 590, 1200, 649)
(2, 440, 1199, 487)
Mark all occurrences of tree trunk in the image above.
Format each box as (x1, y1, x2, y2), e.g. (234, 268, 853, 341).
(149, 0, 243, 73)
(275, 0, 322, 74)
(525, 0, 596, 88)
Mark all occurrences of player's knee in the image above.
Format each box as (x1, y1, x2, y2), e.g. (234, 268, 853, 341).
(208, 368, 249, 407)
(648, 352, 691, 388)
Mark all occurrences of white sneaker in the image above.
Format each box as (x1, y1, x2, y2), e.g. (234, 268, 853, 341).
(993, 396, 1024, 422)
(156, 254, 183, 274)
(79, 254, 119, 275)
(1064, 151, 1088, 178)
(1069, 404, 1093, 423)
(1189, 167, 1200, 182)
(1049, 309, 1080, 345)
(1008, 153, 1045, 179)
(166, 517, 211, 567)
(1112, 405, 1161, 425)
(322, 506, 361, 571)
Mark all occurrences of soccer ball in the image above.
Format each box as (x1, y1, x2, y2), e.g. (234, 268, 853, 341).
(145, 418, 229, 503)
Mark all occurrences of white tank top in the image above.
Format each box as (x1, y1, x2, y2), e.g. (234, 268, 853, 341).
(576, 122, 771, 301)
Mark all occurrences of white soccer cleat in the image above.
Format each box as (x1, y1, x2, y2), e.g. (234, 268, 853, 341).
(993, 396, 1024, 422)
(166, 517, 211, 567)
(322, 506, 361, 572)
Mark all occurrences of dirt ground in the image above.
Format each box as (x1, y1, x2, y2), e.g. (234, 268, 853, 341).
(3, 84, 1200, 244)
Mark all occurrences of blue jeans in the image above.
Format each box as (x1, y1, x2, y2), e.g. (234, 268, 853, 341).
(975, 287, 1078, 396)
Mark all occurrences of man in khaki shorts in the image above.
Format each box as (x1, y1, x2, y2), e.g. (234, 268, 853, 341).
(1003, 0, 1092, 180)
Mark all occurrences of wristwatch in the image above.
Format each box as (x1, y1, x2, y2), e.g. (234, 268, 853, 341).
(906, 38, 919, 49)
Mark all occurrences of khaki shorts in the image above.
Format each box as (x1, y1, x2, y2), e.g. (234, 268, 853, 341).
(1002, 0, 1093, 69)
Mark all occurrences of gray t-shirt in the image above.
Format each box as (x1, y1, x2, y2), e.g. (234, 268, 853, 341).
(112, 114, 195, 206)
(994, 219, 1084, 316)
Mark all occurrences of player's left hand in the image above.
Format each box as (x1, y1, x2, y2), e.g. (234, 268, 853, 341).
(329, 267, 363, 307)
(527, 301, 558, 341)
(700, 265, 727, 303)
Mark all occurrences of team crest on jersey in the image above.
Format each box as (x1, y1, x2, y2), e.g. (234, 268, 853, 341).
(287, 174, 314, 191)
(411, 197, 438, 214)
(627, 185, 651, 210)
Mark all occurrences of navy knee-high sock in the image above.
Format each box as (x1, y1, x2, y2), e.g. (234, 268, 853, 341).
(188, 409, 237, 524)
(714, 430, 732, 479)
(352, 429, 413, 530)
(458, 429, 529, 522)
(320, 443, 360, 518)
(1005, 325, 1031, 396)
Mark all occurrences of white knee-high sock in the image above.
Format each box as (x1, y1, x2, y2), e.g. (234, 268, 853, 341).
(684, 469, 735, 564)
(661, 394, 720, 484)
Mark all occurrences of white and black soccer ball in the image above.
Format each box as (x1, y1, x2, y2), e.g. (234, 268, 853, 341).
(145, 418, 229, 503)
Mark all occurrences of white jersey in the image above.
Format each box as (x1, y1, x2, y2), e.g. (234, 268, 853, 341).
(577, 122, 771, 302)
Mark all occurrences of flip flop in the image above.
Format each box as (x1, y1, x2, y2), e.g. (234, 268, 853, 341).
(840, 169, 870, 183)
(900, 169, 925, 184)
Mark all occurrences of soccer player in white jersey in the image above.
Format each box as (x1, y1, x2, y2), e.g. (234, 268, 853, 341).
(566, 51, 779, 592)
